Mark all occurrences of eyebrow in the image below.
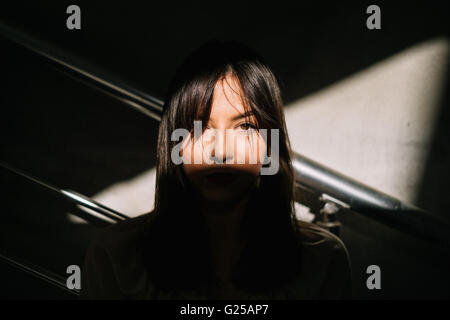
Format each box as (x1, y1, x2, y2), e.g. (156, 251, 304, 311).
(232, 111, 255, 121)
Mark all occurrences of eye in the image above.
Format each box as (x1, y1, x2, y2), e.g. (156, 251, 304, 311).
(239, 122, 257, 131)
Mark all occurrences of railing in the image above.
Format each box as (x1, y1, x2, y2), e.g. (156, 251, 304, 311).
(0, 161, 128, 298)
(292, 153, 450, 248)
(0, 161, 129, 223)
(0, 252, 80, 297)
(1, 21, 450, 297)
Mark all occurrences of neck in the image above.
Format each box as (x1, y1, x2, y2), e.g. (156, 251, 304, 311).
(200, 196, 249, 283)
(200, 196, 248, 242)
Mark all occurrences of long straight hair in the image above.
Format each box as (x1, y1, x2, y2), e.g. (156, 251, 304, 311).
(139, 39, 302, 293)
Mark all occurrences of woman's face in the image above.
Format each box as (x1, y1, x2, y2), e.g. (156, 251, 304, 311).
(181, 75, 266, 203)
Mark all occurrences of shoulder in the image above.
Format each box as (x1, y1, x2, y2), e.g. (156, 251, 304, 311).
(296, 220, 349, 256)
(85, 212, 158, 268)
(80, 212, 156, 299)
(91, 212, 153, 248)
(294, 220, 353, 299)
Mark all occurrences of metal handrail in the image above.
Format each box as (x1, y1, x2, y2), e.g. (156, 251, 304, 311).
(0, 161, 129, 222)
(0, 161, 130, 297)
(0, 22, 163, 122)
(0, 252, 79, 297)
(293, 153, 450, 248)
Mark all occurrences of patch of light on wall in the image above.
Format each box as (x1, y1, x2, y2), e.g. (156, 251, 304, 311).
(284, 37, 449, 205)
(67, 168, 156, 223)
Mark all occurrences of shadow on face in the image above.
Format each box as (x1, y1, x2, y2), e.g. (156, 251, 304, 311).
(181, 74, 266, 203)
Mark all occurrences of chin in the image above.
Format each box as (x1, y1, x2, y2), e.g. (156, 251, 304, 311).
(200, 189, 245, 204)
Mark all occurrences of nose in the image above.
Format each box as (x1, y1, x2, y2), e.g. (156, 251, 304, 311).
(209, 129, 233, 164)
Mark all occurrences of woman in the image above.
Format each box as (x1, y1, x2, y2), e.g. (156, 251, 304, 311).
(80, 40, 352, 299)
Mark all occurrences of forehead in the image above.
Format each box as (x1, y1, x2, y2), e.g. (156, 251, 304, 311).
(210, 75, 247, 119)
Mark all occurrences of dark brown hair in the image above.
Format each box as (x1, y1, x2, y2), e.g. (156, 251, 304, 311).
(140, 39, 302, 294)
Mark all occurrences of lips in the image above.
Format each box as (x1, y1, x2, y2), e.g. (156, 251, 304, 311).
(205, 172, 239, 185)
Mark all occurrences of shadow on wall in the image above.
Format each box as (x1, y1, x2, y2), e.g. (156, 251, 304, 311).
(416, 67, 450, 218)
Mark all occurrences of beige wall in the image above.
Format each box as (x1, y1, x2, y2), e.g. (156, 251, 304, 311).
(285, 37, 449, 207)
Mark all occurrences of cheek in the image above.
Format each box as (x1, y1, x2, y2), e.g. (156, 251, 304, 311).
(235, 133, 267, 167)
(180, 131, 267, 169)
(180, 135, 211, 164)
(180, 136, 199, 164)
